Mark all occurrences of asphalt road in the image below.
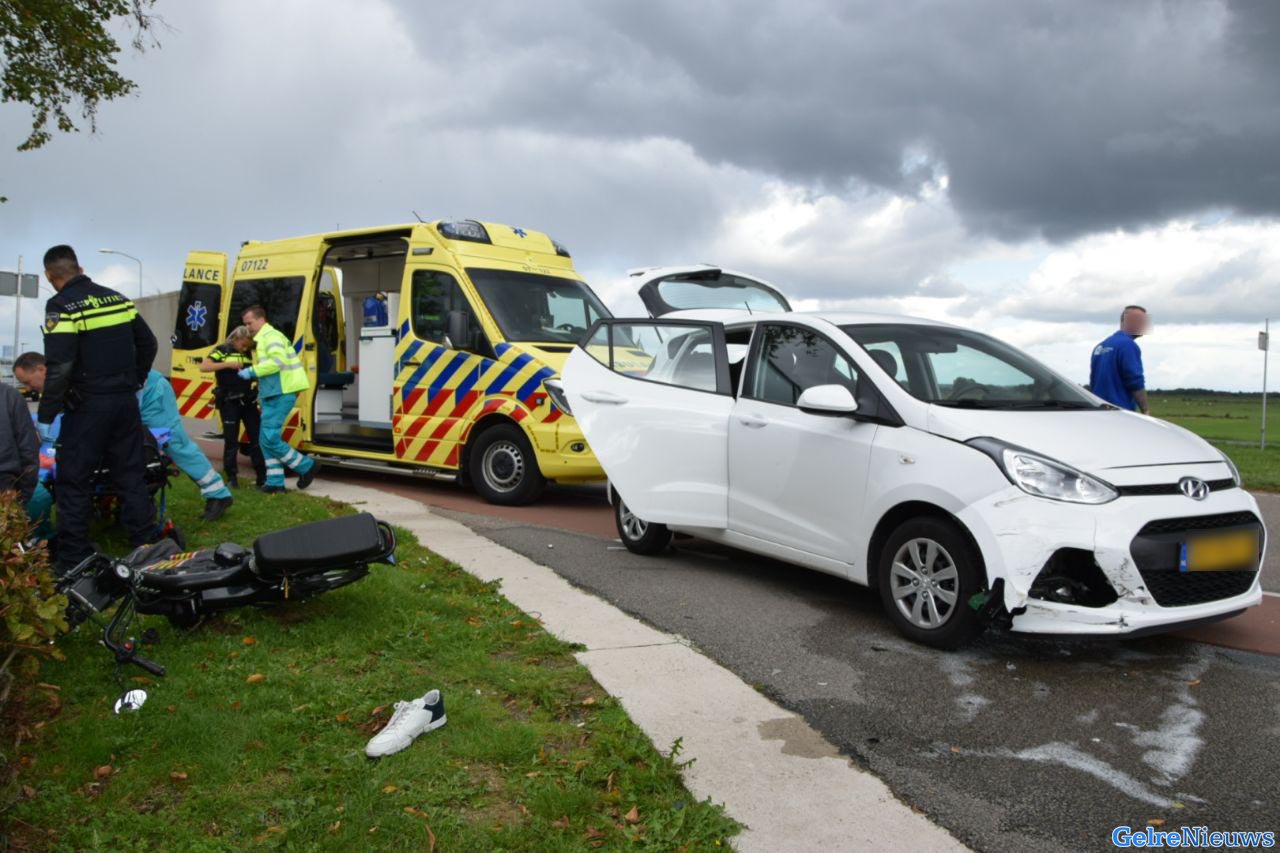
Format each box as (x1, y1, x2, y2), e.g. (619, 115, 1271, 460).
(434, 500, 1279, 852)
(205, 437, 1280, 849)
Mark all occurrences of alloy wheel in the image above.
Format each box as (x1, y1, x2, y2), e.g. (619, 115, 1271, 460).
(618, 499, 648, 541)
(889, 537, 961, 630)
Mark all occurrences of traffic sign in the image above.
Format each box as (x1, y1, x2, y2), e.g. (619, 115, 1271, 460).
(0, 271, 38, 298)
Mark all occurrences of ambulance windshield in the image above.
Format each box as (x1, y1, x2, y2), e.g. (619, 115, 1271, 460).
(468, 269, 612, 343)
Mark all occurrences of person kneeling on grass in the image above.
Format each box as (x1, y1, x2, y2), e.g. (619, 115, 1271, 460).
(0, 378, 52, 537)
(237, 305, 315, 494)
(138, 369, 233, 521)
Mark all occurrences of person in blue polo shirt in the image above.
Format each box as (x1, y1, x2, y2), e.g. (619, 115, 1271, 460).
(1090, 305, 1150, 414)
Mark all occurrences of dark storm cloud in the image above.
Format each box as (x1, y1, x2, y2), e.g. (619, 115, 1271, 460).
(397, 0, 1280, 241)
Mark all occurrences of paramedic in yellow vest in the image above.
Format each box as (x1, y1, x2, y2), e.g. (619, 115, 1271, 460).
(237, 305, 316, 493)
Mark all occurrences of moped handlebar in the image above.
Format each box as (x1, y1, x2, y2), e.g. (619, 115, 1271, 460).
(129, 655, 166, 678)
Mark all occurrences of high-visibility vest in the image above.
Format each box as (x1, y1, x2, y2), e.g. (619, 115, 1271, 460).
(252, 323, 309, 397)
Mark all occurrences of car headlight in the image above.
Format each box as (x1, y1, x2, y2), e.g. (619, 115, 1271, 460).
(1217, 447, 1241, 486)
(968, 438, 1117, 505)
(543, 379, 572, 416)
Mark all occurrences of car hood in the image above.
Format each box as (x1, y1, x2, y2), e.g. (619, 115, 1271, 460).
(926, 406, 1224, 475)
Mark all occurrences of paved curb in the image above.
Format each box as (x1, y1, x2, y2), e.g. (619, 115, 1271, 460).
(310, 479, 965, 852)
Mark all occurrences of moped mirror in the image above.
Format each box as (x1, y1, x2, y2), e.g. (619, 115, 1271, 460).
(113, 689, 148, 714)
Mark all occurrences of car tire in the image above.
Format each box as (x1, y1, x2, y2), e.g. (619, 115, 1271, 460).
(613, 492, 673, 555)
(877, 517, 986, 650)
(469, 423, 546, 506)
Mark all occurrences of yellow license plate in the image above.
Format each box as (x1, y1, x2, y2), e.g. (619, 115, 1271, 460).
(1182, 531, 1258, 572)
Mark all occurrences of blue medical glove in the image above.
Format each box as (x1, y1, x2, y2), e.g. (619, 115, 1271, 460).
(237, 367, 254, 380)
(36, 421, 53, 443)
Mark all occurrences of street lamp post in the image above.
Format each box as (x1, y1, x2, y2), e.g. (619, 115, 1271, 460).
(97, 248, 144, 300)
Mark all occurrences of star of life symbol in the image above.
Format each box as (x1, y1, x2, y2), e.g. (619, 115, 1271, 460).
(512, 226, 527, 237)
(185, 300, 208, 332)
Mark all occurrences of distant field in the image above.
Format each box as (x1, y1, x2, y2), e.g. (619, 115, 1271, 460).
(1150, 391, 1279, 491)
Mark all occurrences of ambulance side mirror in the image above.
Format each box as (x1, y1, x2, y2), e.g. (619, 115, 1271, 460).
(447, 310, 477, 354)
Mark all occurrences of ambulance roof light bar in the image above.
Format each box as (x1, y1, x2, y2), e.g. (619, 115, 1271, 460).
(437, 220, 491, 244)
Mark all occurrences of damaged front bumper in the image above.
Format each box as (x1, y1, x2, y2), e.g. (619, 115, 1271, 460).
(957, 485, 1266, 636)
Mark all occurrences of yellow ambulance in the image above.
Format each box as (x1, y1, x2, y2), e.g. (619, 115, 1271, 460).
(168, 220, 609, 504)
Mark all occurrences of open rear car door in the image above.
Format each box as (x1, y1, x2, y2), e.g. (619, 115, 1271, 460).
(562, 319, 734, 529)
(638, 267, 791, 317)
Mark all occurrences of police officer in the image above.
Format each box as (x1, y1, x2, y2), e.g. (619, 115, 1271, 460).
(238, 305, 316, 493)
(36, 245, 158, 573)
(200, 325, 266, 489)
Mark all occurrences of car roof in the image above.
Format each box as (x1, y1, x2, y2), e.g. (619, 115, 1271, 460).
(658, 308, 963, 330)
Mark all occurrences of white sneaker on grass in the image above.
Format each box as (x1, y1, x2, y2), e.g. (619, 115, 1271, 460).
(365, 689, 447, 758)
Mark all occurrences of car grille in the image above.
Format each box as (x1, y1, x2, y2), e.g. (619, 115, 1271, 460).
(1138, 570, 1258, 608)
(1137, 511, 1259, 535)
(1129, 511, 1262, 607)
(1116, 479, 1236, 498)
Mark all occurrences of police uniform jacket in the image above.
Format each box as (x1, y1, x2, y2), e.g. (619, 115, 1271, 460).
(38, 275, 157, 424)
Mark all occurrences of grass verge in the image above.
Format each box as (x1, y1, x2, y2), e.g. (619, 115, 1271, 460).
(3, 479, 737, 850)
(1150, 392, 1280, 491)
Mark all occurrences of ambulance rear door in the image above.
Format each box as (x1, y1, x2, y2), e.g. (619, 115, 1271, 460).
(169, 250, 228, 420)
(228, 242, 326, 444)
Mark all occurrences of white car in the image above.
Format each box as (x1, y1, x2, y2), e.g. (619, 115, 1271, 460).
(557, 274, 1266, 649)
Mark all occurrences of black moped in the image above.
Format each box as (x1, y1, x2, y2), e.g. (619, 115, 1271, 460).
(56, 512, 397, 679)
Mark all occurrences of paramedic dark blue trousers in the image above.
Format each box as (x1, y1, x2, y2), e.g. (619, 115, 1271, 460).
(55, 393, 155, 570)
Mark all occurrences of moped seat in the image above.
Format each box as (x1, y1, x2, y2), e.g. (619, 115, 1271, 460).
(253, 512, 388, 577)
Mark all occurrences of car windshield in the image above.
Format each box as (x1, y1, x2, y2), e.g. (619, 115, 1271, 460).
(468, 268, 611, 343)
(840, 323, 1102, 410)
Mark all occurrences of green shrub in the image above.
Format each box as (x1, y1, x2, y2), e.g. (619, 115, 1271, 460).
(0, 490, 67, 690)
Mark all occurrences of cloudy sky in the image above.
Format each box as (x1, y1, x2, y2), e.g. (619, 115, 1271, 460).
(2, 0, 1279, 390)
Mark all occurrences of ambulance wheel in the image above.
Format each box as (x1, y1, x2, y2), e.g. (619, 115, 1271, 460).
(613, 492, 672, 555)
(470, 423, 545, 506)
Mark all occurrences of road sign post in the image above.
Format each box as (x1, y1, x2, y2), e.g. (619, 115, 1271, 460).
(2, 258, 39, 363)
(12, 256, 22, 364)
(1262, 320, 1271, 451)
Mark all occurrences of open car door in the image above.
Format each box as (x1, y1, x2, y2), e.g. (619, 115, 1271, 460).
(562, 319, 734, 528)
(638, 267, 791, 317)
(169, 250, 228, 420)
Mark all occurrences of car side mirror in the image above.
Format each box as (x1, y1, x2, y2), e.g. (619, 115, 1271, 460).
(796, 384, 859, 416)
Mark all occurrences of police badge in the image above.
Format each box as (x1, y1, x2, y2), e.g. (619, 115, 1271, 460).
(44, 311, 62, 333)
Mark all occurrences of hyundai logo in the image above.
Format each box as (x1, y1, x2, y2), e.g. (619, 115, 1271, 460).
(1178, 477, 1210, 501)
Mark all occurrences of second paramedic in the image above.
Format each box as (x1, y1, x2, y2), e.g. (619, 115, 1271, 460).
(138, 368, 234, 521)
(238, 305, 316, 493)
(200, 325, 267, 489)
